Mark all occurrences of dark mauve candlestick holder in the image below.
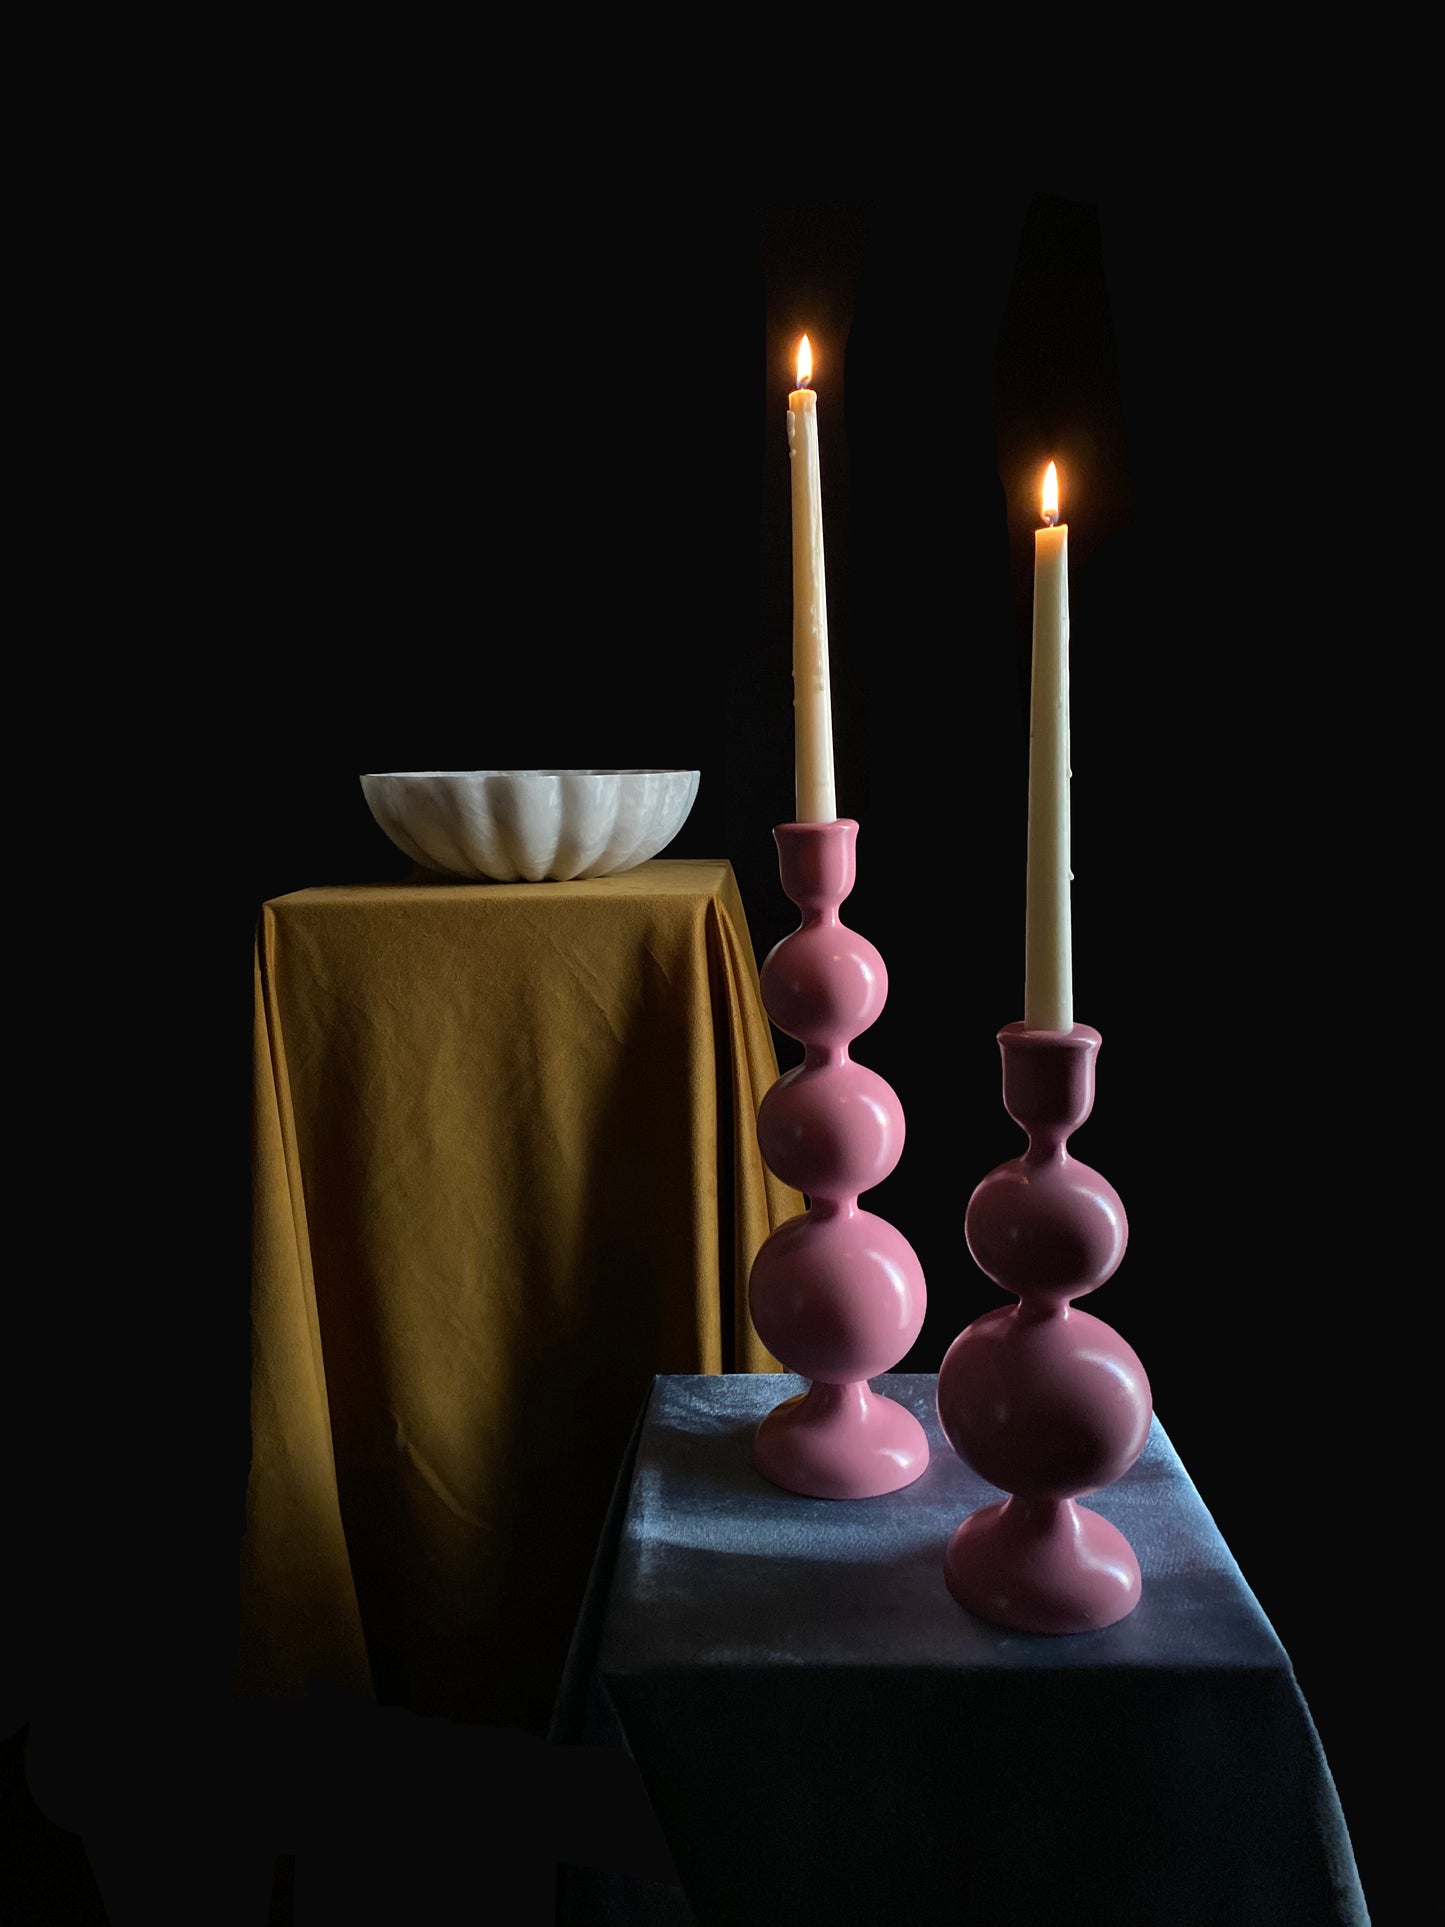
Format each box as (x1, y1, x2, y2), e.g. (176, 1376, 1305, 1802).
(747, 819, 929, 1498)
(935, 1023, 1152, 1632)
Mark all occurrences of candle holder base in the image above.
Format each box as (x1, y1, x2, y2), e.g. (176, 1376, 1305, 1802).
(754, 1379, 930, 1501)
(944, 1495, 1142, 1635)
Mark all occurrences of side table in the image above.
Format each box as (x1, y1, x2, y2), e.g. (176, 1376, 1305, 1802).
(551, 1373, 1370, 1926)
(238, 862, 801, 1732)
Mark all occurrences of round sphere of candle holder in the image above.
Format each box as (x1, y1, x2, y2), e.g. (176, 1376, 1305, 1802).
(935, 1023, 1151, 1632)
(748, 819, 929, 1499)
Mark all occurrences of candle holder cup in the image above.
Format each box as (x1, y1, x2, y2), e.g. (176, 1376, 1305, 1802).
(935, 1022, 1151, 1632)
(747, 819, 929, 1498)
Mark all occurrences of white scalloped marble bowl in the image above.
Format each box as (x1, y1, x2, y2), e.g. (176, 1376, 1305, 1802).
(360, 769, 701, 882)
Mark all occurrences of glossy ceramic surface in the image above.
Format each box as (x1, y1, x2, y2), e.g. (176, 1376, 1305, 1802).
(748, 820, 928, 1498)
(936, 1022, 1151, 1631)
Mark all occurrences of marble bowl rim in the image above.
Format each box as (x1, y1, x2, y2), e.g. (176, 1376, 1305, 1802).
(360, 768, 698, 780)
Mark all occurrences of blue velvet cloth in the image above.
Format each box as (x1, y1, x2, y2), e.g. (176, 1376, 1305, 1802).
(551, 1374, 1369, 1926)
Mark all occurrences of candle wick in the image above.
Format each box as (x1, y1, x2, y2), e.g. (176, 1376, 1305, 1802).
(1042, 511, 1059, 528)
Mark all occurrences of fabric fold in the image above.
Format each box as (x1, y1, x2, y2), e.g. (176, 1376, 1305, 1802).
(237, 914, 375, 1701)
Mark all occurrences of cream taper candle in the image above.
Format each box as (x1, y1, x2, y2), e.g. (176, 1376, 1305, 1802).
(1024, 459, 1072, 1032)
(787, 334, 837, 824)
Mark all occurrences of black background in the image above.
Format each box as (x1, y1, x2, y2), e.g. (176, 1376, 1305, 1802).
(11, 147, 1411, 1924)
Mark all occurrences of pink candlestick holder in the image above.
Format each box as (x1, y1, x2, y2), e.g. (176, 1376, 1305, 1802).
(747, 819, 929, 1499)
(935, 1023, 1152, 1632)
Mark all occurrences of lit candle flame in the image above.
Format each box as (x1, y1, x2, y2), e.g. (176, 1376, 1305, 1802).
(1041, 460, 1060, 527)
(796, 333, 814, 388)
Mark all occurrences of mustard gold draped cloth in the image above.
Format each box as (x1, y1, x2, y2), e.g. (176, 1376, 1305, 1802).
(239, 861, 799, 1730)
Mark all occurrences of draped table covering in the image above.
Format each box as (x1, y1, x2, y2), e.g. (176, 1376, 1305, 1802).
(551, 1373, 1370, 1927)
(238, 863, 800, 1732)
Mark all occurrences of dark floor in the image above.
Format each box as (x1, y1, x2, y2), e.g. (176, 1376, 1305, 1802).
(4, 1698, 665, 1926)
(1, 1728, 109, 1926)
